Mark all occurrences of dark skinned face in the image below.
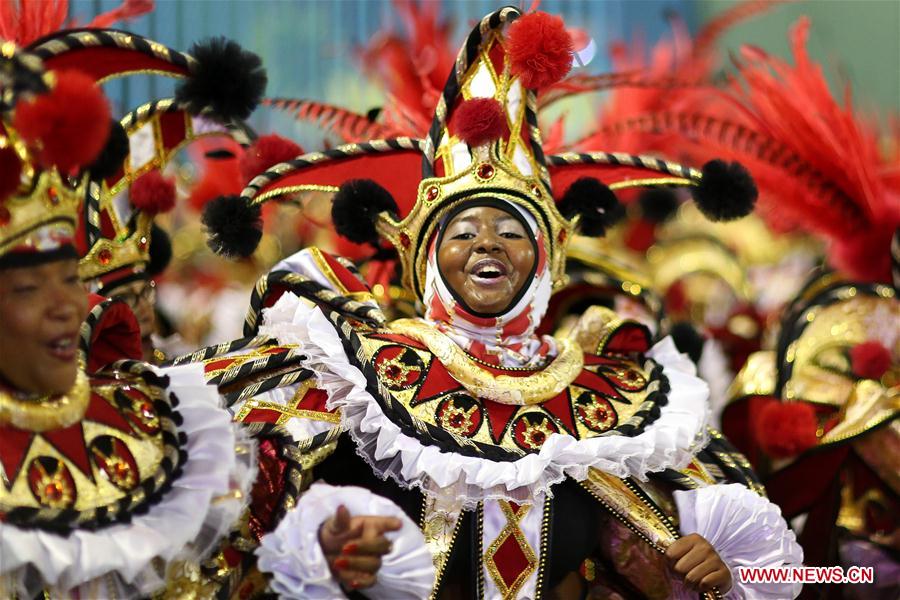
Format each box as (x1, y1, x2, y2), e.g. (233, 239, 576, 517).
(437, 205, 536, 315)
(0, 259, 88, 395)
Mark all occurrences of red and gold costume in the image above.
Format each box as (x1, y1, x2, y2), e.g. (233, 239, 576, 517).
(199, 7, 802, 599)
(0, 43, 251, 599)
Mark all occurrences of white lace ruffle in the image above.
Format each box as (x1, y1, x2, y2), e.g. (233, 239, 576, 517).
(256, 483, 435, 600)
(261, 294, 710, 509)
(0, 364, 253, 598)
(673, 483, 804, 599)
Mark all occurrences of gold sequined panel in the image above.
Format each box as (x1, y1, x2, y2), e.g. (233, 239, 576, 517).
(356, 330, 664, 455)
(0, 374, 167, 514)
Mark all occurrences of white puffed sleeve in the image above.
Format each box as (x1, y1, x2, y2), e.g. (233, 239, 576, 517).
(256, 483, 435, 599)
(673, 483, 804, 599)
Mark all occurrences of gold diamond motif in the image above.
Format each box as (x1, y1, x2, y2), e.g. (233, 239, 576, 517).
(484, 501, 537, 599)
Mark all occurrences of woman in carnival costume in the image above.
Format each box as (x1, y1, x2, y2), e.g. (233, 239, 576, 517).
(203, 7, 802, 599)
(0, 44, 253, 599)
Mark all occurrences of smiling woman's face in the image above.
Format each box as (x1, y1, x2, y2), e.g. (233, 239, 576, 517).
(0, 259, 88, 395)
(437, 205, 536, 315)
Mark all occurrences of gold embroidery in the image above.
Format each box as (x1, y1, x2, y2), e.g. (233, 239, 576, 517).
(421, 492, 465, 597)
(389, 319, 583, 405)
(0, 375, 168, 514)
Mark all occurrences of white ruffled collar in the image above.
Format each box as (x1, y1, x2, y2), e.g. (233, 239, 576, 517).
(262, 293, 711, 508)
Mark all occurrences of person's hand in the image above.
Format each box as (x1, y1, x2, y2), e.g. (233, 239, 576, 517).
(665, 533, 733, 594)
(318, 504, 402, 590)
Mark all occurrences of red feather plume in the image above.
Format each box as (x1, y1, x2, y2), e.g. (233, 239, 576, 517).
(0, 0, 154, 46)
(719, 17, 900, 281)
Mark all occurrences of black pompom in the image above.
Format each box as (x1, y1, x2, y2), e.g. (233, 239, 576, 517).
(331, 179, 399, 246)
(176, 37, 267, 122)
(670, 321, 706, 364)
(147, 223, 172, 277)
(85, 120, 128, 180)
(639, 187, 679, 223)
(201, 195, 262, 258)
(558, 177, 625, 237)
(692, 160, 757, 222)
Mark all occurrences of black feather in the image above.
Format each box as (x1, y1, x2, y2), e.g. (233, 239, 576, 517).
(670, 321, 706, 364)
(147, 223, 172, 277)
(176, 37, 267, 123)
(692, 160, 757, 222)
(331, 179, 399, 246)
(86, 120, 129, 180)
(558, 177, 624, 237)
(638, 187, 679, 223)
(201, 195, 262, 258)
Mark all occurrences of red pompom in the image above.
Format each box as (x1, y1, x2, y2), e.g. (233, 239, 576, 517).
(507, 12, 574, 90)
(131, 169, 176, 214)
(12, 70, 111, 174)
(239, 134, 303, 182)
(850, 341, 892, 380)
(0, 146, 23, 202)
(453, 98, 508, 147)
(755, 399, 818, 459)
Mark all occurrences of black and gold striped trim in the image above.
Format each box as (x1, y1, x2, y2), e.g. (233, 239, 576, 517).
(243, 270, 386, 336)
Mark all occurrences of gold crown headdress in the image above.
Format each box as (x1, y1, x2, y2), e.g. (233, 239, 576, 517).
(23, 28, 264, 286)
(0, 43, 112, 268)
(203, 6, 757, 301)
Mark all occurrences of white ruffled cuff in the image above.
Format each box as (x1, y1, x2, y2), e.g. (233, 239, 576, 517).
(673, 484, 804, 599)
(256, 483, 435, 600)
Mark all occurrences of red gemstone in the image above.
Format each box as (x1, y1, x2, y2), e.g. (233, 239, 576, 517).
(426, 185, 440, 201)
(476, 163, 495, 180)
(45, 483, 63, 501)
(532, 431, 545, 445)
(595, 408, 607, 420)
(0, 206, 10, 226)
(48, 187, 59, 205)
(558, 229, 567, 243)
(386, 364, 401, 379)
(140, 402, 154, 418)
(449, 413, 464, 427)
(114, 462, 129, 478)
(98, 248, 112, 265)
(399, 232, 410, 248)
